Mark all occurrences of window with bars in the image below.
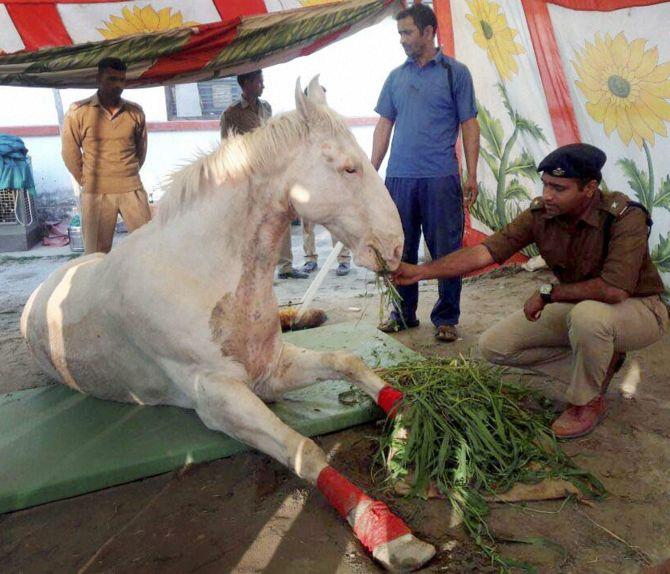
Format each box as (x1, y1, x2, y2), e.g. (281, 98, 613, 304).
(165, 78, 242, 120)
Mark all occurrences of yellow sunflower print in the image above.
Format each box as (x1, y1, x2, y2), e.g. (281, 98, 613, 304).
(98, 5, 199, 40)
(465, 0, 525, 81)
(573, 32, 670, 148)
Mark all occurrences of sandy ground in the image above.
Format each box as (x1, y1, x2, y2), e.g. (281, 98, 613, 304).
(1, 225, 669, 573)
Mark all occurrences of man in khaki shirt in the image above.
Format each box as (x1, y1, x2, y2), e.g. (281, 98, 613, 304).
(62, 57, 151, 255)
(219, 71, 272, 138)
(392, 144, 668, 439)
(220, 70, 307, 280)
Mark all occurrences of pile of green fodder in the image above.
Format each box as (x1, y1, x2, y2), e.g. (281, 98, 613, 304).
(375, 357, 606, 570)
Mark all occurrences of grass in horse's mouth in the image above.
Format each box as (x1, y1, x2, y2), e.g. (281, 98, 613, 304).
(372, 248, 407, 329)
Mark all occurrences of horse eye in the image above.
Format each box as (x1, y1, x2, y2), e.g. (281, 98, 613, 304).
(344, 166, 357, 174)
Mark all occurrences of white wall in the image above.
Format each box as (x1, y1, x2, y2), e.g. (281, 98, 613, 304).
(263, 17, 402, 116)
(0, 87, 59, 125)
(0, 16, 403, 198)
(5, 124, 379, 203)
(20, 136, 72, 193)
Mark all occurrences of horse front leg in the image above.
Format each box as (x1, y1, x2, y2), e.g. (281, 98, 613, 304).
(193, 370, 435, 572)
(258, 343, 405, 418)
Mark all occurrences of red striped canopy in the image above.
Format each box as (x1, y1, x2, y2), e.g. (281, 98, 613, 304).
(0, 0, 401, 87)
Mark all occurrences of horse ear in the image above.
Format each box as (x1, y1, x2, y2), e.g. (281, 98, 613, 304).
(295, 77, 311, 121)
(306, 75, 327, 105)
(295, 77, 319, 122)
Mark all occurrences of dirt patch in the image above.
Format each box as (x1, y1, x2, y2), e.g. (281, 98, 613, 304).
(1, 253, 669, 573)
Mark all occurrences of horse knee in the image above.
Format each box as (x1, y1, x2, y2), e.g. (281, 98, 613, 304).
(327, 350, 367, 376)
(293, 438, 328, 483)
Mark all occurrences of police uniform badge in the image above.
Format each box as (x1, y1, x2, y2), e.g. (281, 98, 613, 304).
(552, 167, 565, 176)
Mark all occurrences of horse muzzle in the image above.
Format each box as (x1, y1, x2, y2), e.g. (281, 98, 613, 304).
(354, 242, 403, 273)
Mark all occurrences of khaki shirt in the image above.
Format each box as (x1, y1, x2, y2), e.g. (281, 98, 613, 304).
(61, 94, 147, 194)
(483, 190, 665, 297)
(219, 95, 272, 138)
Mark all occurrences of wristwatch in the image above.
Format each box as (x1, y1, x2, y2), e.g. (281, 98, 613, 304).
(539, 283, 554, 304)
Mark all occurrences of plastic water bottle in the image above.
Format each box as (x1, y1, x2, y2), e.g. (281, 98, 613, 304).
(68, 212, 84, 252)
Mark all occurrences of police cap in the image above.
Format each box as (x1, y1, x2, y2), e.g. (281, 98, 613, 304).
(537, 143, 606, 182)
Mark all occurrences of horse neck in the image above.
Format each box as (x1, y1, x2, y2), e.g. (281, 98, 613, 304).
(194, 173, 292, 285)
(240, 174, 292, 278)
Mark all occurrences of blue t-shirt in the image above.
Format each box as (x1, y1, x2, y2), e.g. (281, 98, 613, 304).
(375, 52, 477, 178)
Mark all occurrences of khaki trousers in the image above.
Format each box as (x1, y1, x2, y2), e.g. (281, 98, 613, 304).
(277, 228, 294, 274)
(302, 221, 351, 264)
(81, 190, 151, 254)
(479, 296, 669, 405)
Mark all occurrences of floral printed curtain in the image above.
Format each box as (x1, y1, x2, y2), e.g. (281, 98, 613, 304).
(0, 0, 400, 88)
(435, 0, 670, 290)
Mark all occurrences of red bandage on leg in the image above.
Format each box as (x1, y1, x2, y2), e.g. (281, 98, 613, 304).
(317, 466, 411, 552)
(317, 465, 369, 518)
(377, 386, 403, 418)
(353, 500, 412, 552)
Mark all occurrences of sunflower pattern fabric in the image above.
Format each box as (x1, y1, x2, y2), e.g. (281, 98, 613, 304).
(0, 0, 399, 88)
(438, 0, 670, 289)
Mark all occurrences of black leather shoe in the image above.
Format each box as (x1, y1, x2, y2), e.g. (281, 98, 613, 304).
(278, 268, 309, 279)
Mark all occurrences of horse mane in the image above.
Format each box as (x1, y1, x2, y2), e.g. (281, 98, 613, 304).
(157, 105, 351, 225)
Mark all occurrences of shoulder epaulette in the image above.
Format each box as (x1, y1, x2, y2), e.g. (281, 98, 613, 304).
(602, 191, 653, 234)
(68, 97, 92, 112)
(122, 99, 142, 110)
(601, 192, 630, 218)
(225, 101, 242, 113)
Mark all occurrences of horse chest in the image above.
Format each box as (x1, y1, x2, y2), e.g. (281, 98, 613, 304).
(209, 293, 281, 381)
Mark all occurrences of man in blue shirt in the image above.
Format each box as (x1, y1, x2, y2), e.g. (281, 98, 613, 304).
(372, 3, 480, 342)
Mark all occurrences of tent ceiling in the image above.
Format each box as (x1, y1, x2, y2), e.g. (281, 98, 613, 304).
(0, 0, 401, 88)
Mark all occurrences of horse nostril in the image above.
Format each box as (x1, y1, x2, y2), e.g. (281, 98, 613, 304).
(393, 245, 403, 262)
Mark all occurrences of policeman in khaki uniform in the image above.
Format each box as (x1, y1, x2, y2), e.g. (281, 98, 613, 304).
(392, 143, 669, 439)
(219, 70, 272, 138)
(62, 57, 151, 255)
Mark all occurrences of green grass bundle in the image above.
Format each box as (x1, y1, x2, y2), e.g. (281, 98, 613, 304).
(375, 357, 606, 570)
(373, 248, 406, 329)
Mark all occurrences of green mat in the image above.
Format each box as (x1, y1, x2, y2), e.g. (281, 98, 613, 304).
(0, 322, 417, 514)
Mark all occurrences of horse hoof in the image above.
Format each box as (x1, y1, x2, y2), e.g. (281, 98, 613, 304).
(372, 533, 436, 572)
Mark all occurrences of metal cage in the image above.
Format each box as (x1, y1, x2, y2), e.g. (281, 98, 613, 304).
(0, 188, 36, 226)
(0, 188, 40, 252)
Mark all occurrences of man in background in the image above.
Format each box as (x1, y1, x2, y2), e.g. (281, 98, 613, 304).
(61, 57, 151, 255)
(219, 69, 271, 137)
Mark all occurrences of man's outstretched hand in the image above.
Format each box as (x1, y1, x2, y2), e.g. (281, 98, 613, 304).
(391, 262, 425, 286)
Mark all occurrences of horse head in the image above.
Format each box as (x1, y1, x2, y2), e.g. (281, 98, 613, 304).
(286, 76, 404, 272)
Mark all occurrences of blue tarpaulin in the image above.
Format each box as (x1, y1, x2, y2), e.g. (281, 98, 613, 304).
(0, 134, 35, 195)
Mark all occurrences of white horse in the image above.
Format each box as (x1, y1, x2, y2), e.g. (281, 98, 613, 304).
(21, 78, 435, 571)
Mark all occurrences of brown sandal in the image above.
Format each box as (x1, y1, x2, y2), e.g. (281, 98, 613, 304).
(435, 325, 458, 342)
